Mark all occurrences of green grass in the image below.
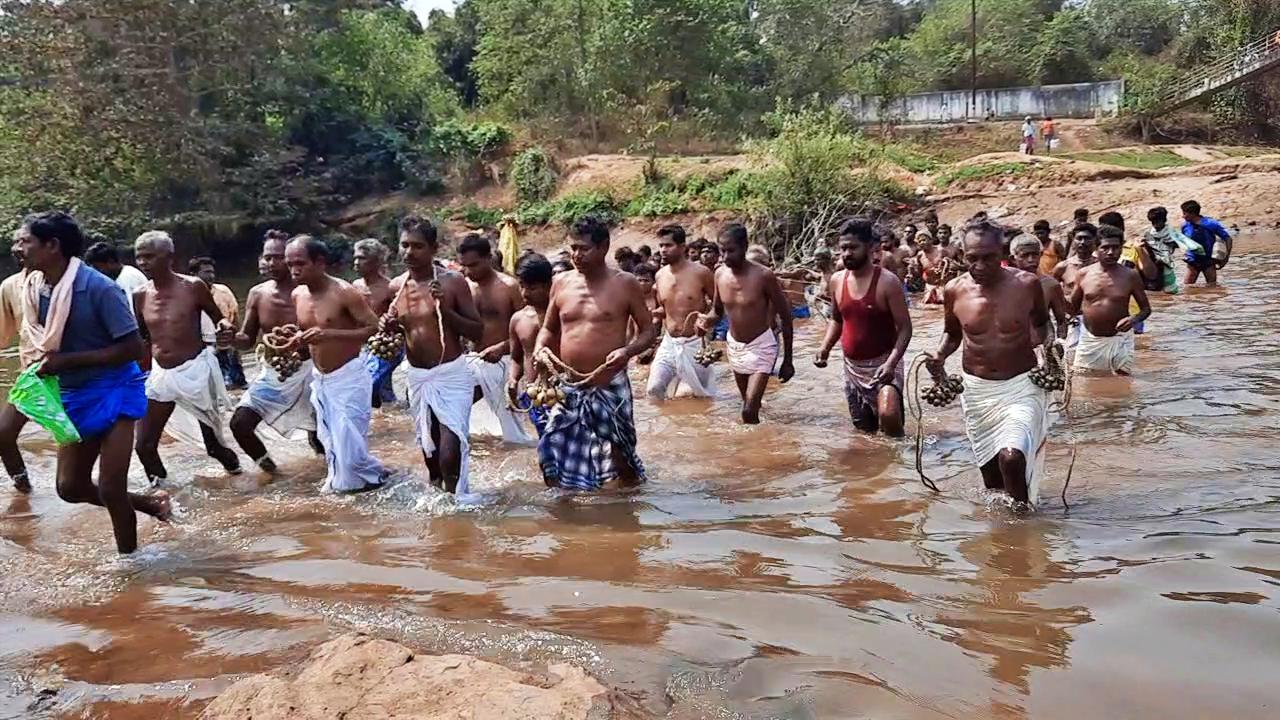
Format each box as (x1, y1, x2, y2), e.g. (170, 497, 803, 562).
(934, 162, 1031, 190)
(1060, 149, 1193, 169)
(1217, 146, 1278, 158)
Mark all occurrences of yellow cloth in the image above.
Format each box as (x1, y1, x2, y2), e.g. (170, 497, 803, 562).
(0, 271, 28, 359)
(1037, 243, 1060, 276)
(498, 220, 519, 276)
(1119, 242, 1142, 317)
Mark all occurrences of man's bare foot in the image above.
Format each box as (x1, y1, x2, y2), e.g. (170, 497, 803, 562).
(11, 472, 31, 494)
(256, 457, 279, 473)
(742, 408, 761, 424)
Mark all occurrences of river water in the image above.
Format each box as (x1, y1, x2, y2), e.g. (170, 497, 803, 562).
(2, 236, 1279, 719)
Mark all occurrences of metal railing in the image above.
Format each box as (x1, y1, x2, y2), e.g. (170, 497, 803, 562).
(1161, 28, 1280, 108)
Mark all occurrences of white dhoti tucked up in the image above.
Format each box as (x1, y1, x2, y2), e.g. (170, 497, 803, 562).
(960, 371, 1050, 506)
(646, 334, 716, 399)
(238, 359, 316, 439)
(145, 347, 230, 447)
(406, 356, 477, 496)
(726, 329, 779, 376)
(1073, 327, 1135, 374)
(466, 354, 537, 446)
(309, 356, 386, 493)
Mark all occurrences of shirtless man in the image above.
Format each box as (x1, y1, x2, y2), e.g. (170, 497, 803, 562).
(1010, 235, 1068, 342)
(230, 231, 322, 471)
(926, 220, 1051, 506)
(701, 223, 794, 424)
(1068, 226, 1152, 375)
(915, 230, 947, 304)
(1053, 223, 1098, 348)
(284, 236, 386, 493)
(456, 233, 532, 446)
(132, 231, 241, 484)
(648, 224, 716, 399)
(353, 238, 395, 315)
(351, 238, 399, 407)
(506, 253, 554, 437)
(814, 219, 911, 436)
(535, 217, 655, 491)
(388, 217, 484, 494)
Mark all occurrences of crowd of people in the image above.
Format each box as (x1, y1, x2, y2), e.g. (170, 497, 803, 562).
(0, 198, 1234, 553)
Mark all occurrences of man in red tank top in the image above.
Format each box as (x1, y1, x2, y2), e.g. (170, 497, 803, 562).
(814, 219, 912, 436)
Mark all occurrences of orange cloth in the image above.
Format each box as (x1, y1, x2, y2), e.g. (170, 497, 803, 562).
(1037, 242, 1060, 276)
(211, 283, 238, 326)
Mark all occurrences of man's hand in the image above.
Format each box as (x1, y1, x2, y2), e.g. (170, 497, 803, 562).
(296, 327, 329, 347)
(778, 357, 795, 383)
(480, 343, 506, 363)
(813, 349, 829, 368)
(873, 359, 896, 386)
(505, 379, 520, 407)
(584, 348, 629, 387)
(378, 312, 401, 334)
(428, 280, 445, 302)
(924, 352, 946, 381)
(215, 319, 235, 346)
(1116, 315, 1135, 333)
(35, 353, 65, 377)
(693, 312, 716, 335)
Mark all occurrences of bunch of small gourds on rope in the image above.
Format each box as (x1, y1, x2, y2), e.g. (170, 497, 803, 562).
(520, 311, 725, 413)
(908, 337, 1076, 506)
(259, 324, 304, 380)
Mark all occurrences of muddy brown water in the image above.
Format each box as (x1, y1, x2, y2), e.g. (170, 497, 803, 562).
(3, 236, 1280, 719)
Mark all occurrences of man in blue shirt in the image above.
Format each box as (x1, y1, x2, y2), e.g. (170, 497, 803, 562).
(17, 212, 170, 554)
(1181, 200, 1232, 287)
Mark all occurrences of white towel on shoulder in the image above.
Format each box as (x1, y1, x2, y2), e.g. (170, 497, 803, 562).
(1073, 326, 1135, 375)
(238, 358, 316, 439)
(145, 346, 230, 447)
(309, 356, 386, 493)
(960, 370, 1050, 506)
(406, 356, 476, 496)
(466, 354, 537, 446)
(726, 329, 778, 376)
(646, 334, 716, 399)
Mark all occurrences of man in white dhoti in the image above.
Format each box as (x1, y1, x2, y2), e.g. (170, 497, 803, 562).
(132, 231, 242, 484)
(284, 236, 387, 493)
(647, 224, 717, 399)
(454, 234, 534, 446)
(230, 231, 323, 472)
(389, 217, 485, 494)
(1068, 226, 1151, 377)
(926, 220, 1052, 506)
(699, 224, 794, 424)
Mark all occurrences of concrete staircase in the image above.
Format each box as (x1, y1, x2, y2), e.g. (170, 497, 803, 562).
(1161, 28, 1280, 111)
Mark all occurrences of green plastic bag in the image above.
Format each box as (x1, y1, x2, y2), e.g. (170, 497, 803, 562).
(8, 365, 81, 445)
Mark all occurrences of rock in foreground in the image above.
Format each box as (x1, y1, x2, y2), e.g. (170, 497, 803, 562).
(201, 634, 611, 719)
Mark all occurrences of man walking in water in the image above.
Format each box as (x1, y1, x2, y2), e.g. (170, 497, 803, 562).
(1011, 234, 1068, 342)
(0, 230, 34, 493)
(189, 256, 246, 390)
(535, 217, 655, 491)
(18, 212, 168, 553)
(702, 223, 794, 424)
(1069, 226, 1152, 375)
(387, 217, 484, 495)
(648, 224, 716, 399)
(352, 238, 400, 407)
(1180, 200, 1232, 287)
(814, 219, 911, 436)
(506, 253, 554, 437)
(926, 220, 1051, 507)
(456, 233, 534, 446)
(1054, 223, 1098, 349)
(230, 230, 321, 472)
(133, 231, 242, 485)
(284, 236, 386, 493)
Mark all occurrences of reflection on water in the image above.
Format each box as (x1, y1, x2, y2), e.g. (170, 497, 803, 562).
(2, 236, 1280, 719)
